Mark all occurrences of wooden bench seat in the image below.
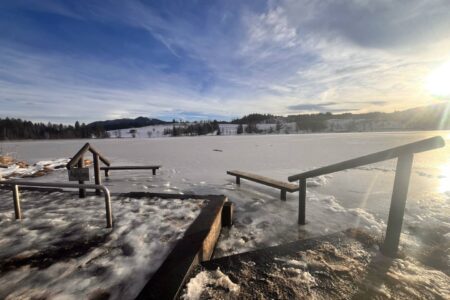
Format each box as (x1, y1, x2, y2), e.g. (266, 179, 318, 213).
(101, 165, 161, 177)
(227, 170, 299, 200)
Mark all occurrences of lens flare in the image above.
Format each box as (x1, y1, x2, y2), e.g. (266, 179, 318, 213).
(426, 60, 450, 97)
(439, 161, 450, 193)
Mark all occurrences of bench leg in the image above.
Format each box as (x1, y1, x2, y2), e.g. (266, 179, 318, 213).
(152, 169, 156, 175)
(280, 190, 286, 201)
(236, 176, 240, 185)
(105, 170, 109, 177)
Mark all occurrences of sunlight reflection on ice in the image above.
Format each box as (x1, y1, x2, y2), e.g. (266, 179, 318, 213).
(438, 160, 450, 193)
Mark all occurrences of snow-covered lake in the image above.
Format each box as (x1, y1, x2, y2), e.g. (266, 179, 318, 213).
(1, 131, 449, 298)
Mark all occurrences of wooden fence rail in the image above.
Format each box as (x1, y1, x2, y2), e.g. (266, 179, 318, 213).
(288, 136, 445, 257)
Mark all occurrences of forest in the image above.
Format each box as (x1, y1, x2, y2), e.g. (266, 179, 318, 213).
(0, 118, 107, 140)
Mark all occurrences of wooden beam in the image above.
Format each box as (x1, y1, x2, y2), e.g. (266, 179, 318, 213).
(222, 201, 234, 227)
(66, 143, 90, 169)
(93, 153, 101, 196)
(78, 158, 86, 198)
(100, 166, 161, 170)
(227, 170, 299, 192)
(135, 194, 226, 300)
(88, 144, 111, 166)
(298, 179, 306, 225)
(288, 136, 445, 181)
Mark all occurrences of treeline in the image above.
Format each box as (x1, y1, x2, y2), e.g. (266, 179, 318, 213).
(0, 118, 108, 140)
(88, 116, 166, 131)
(163, 121, 221, 136)
(231, 113, 277, 124)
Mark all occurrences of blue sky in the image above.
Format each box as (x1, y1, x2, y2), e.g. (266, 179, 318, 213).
(1, 0, 450, 123)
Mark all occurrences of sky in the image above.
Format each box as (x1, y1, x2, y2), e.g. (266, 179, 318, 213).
(1, 0, 450, 123)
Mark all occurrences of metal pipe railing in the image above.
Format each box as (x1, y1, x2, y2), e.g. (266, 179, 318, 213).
(0, 181, 113, 228)
(287, 136, 445, 257)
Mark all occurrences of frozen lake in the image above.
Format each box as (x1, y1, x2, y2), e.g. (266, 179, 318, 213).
(1, 131, 449, 295)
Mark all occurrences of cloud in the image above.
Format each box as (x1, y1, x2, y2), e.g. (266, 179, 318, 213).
(287, 102, 354, 113)
(0, 1, 449, 123)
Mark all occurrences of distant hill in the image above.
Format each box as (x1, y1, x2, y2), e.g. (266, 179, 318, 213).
(232, 102, 450, 131)
(87, 117, 167, 131)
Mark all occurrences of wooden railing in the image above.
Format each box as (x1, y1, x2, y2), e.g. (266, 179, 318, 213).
(288, 136, 445, 257)
(0, 181, 113, 228)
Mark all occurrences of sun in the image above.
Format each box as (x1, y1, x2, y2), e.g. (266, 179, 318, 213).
(426, 60, 450, 97)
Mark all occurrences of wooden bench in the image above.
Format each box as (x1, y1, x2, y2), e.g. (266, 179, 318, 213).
(227, 170, 299, 201)
(101, 165, 161, 177)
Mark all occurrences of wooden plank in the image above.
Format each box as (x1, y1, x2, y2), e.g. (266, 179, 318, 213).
(100, 165, 161, 170)
(288, 136, 445, 181)
(88, 144, 111, 166)
(134, 193, 226, 300)
(227, 170, 299, 192)
(66, 143, 90, 169)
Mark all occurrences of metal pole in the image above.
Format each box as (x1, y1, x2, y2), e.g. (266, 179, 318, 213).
(1, 181, 113, 228)
(93, 153, 101, 195)
(12, 184, 22, 219)
(381, 154, 414, 257)
(103, 187, 113, 228)
(298, 178, 306, 225)
(78, 157, 86, 198)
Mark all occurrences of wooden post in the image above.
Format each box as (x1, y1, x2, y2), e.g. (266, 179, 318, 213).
(78, 158, 86, 198)
(93, 153, 101, 195)
(280, 190, 286, 201)
(298, 179, 306, 225)
(152, 169, 156, 175)
(236, 176, 240, 185)
(105, 169, 109, 177)
(222, 201, 234, 227)
(381, 154, 414, 257)
(12, 184, 22, 219)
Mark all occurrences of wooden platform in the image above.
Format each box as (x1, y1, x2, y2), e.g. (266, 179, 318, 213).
(183, 230, 384, 299)
(122, 192, 229, 300)
(101, 165, 161, 176)
(227, 170, 299, 200)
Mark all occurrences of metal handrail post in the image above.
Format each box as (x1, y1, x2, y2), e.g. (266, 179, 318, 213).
(381, 154, 414, 257)
(12, 184, 22, 219)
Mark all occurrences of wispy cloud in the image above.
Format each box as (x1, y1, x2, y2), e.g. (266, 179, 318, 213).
(0, 0, 449, 123)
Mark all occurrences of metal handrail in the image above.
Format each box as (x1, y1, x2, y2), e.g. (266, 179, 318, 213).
(0, 180, 113, 228)
(287, 136, 445, 257)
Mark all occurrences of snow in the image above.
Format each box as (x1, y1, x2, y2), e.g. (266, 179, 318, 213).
(0, 191, 204, 299)
(107, 122, 299, 138)
(0, 131, 449, 297)
(181, 268, 240, 300)
(0, 158, 69, 180)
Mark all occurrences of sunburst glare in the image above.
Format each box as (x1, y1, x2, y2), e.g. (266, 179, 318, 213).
(439, 161, 450, 193)
(426, 60, 450, 97)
